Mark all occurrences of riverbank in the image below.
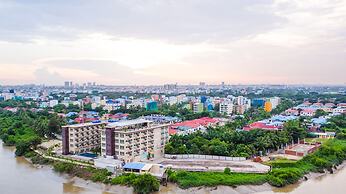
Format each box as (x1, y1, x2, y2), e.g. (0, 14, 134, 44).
(2, 139, 346, 194)
(165, 139, 346, 190)
(155, 161, 346, 194)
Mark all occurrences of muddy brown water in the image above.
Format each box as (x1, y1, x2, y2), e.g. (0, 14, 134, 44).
(1, 141, 345, 194)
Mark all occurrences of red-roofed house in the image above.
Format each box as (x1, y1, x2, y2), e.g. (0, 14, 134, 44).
(243, 121, 281, 131)
(285, 108, 299, 116)
(169, 117, 219, 135)
(300, 109, 316, 117)
(337, 103, 346, 108)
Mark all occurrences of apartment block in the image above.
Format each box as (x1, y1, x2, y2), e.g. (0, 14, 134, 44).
(193, 102, 204, 113)
(62, 122, 107, 155)
(100, 119, 170, 163)
(219, 101, 233, 115)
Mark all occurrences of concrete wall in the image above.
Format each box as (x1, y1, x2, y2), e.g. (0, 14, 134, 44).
(164, 154, 246, 161)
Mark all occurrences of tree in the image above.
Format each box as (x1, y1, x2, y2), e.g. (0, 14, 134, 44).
(15, 140, 32, 156)
(208, 139, 229, 156)
(47, 117, 61, 138)
(314, 109, 328, 118)
(284, 120, 307, 143)
(164, 143, 174, 154)
(132, 174, 160, 194)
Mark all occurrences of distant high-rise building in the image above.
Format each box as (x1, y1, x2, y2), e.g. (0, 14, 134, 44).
(163, 84, 177, 90)
(64, 81, 70, 87)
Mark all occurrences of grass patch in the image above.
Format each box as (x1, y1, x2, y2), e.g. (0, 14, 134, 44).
(168, 171, 267, 189)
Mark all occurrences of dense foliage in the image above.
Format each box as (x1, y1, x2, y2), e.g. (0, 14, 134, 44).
(165, 120, 306, 157)
(0, 109, 65, 156)
(111, 173, 160, 194)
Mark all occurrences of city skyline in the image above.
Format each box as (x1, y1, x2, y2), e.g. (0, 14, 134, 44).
(1, 0, 346, 86)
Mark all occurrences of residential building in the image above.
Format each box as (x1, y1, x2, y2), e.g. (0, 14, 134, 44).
(333, 107, 346, 114)
(300, 109, 316, 117)
(219, 101, 233, 115)
(49, 100, 59, 107)
(269, 97, 281, 109)
(62, 122, 107, 155)
(264, 101, 272, 112)
(101, 119, 170, 163)
(193, 102, 204, 113)
(169, 117, 219, 135)
(146, 101, 158, 111)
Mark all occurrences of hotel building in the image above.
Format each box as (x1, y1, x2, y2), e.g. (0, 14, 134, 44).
(62, 122, 107, 155)
(101, 119, 170, 163)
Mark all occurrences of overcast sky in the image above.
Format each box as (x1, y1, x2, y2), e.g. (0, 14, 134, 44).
(0, 0, 346, 86)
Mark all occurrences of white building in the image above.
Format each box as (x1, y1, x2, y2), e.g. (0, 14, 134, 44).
(49, 100, 59, 108)
(219, 101, 234, 115)
(269, 97, 281, 109)
(101, 119, 170, 163)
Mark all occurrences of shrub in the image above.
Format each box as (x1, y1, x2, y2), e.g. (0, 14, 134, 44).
(90, 169, 112, 183)
(268, 168, 302, 187)
(53, 162, 75, 173)
(111, 173, 138, 185)
(132, 174, 160, 194)
(224, 168, 231, 175)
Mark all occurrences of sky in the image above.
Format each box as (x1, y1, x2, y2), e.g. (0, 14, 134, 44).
(0, 0, 346, 86)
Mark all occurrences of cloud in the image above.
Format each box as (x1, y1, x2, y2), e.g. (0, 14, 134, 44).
(32, 59, 162, 85)
(0, 0, 281, 43)
(0, 0, 346, 85)
(33, 67, 64, 85)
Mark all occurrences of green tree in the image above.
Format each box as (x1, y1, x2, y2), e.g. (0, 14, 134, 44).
(314, 109, 328, 118)
(284, 120, 307, 143)
(132, 174, 160, 194)
(47, 117, 61, 138)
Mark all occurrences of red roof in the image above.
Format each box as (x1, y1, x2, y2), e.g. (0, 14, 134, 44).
(301, 109, 316, 113)
(74, 117, 84, 123)
(171, 117, 219, 128)
(243, 122, 279, 131)
(169, 128, 177, 135)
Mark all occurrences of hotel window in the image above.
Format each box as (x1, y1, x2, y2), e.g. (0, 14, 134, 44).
(120, 146, 124, 150)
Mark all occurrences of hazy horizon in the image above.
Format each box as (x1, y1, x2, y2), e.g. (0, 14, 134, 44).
(1, 0, 346, 86)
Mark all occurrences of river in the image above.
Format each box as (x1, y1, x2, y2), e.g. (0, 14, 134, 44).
(1, 141, 345, 194)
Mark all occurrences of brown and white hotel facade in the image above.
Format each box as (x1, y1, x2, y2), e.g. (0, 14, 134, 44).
(62, 119, 170, 163)
(101, 119, 170, 163)
(62, 122, 106, 155)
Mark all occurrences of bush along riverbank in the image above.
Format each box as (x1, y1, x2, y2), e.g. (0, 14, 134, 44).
(167, 139, 346, 189)
(23, 152, 160, 194)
